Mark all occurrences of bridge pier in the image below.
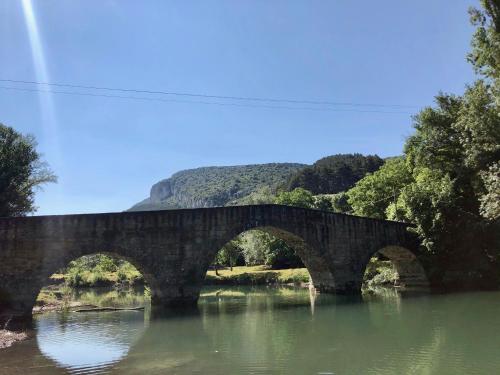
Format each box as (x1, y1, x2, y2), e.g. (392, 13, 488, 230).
(0, 277, 38, 329)
(150, 284, 202, 308)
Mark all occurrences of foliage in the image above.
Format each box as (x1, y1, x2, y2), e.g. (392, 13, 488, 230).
(480, 161, 500, 220)
(341, 1, 500, 288)
(230, 186, 275, 205)
(313, 195, 334, 211)
(0, 123, 56, 217)
(346, 91, 499, 284)
(274, 187, 341, 212)
(264, 237, 304, 269)
(287, 153, 384, 194)
(274, 188, 316, 209)
(363, 258, 399, 286)
(63, 255, 143, 287)
(344, 1, 500, 287)
(347, 158, 413, 220)
(468, 0, 500, 82)
(215, 239, 245, 270)
(215, 229, 304, 270)
(238, 231, 270, 266)
(328, 192, 352, 214)
(116, 262, 143, 285)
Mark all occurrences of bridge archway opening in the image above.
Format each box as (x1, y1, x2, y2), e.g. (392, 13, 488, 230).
(362, 246, 429, 289)
(34, 253, 151, 314)
(204, 226, 336, 292)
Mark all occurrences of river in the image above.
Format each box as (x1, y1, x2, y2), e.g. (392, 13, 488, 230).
(1, 286, 499, 374)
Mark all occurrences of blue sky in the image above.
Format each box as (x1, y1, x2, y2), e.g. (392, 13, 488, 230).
(1, 0, 477, 215)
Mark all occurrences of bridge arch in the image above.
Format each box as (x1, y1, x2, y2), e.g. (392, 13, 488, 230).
(361, 245, 429, 289)
(3, 248, 157, 325)
(205, 225, 337, 292)
(33, 252, 151, 311)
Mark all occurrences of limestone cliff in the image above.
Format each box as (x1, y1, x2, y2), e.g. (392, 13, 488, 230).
(129, 163, 306, 211)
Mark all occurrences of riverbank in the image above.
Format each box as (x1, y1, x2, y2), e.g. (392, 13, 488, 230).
(33, 261, 397, 313)
(205, 261, 398, 287)
(0, 329, 32, 349)
(49, 265, 312, 289)
(205, 266, 310, 285)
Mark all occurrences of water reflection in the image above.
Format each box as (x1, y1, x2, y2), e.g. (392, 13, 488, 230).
(0, 287, 499, 375)
(37, 311, 145, 373)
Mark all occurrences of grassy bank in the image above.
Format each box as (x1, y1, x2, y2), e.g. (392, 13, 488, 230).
(35, 285, 148, 313)
(33, 261, 398, 315)
(51, 260, 144, 288)
(205, 266, 310, 285)
(50, 253, 397, 289)
(205, 261, 397, 287)
(49, 261, 396, 290)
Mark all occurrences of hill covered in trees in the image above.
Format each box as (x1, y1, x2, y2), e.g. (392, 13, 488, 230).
(129, 163, 306, 211)
(129, 154, 385, 211)
(286, 153, 384, 194)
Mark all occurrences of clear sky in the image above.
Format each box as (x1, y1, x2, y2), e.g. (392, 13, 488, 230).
(1, 0, 477, 215)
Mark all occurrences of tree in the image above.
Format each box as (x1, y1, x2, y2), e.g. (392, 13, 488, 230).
(0, 124, 56, 217)
(468, 0, 500, 82)
(231, 186, 275, 205)
(346, 92, 499, 285)
(329, 192, 352, 214)
(313, 195, 333, 211)
(239, 230, 272, 266)
(274, 188, 316, 209)
(264, 237, 304, 269)
(347, 158, 413, 220)
(480, 161, 500, 220)
(215, 239, 243, 271)
(401, 87, 499, 284)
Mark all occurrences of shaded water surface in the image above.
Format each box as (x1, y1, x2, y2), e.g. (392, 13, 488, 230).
(1, 286, 499, 374)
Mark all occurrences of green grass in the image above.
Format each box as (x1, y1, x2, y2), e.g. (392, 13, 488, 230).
(205, 266, 310, 285)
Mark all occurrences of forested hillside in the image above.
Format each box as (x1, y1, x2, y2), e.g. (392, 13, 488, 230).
(129, 163, 305, 211)
(129, 154, 386, 211)
(286, 154, 384, 194)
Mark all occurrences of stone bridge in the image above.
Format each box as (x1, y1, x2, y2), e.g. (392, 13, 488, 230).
(0, 205, 429, 327)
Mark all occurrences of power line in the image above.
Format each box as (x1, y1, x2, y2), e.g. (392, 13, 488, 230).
(0, 78, 419, 109)
(0, 86, 414, 115)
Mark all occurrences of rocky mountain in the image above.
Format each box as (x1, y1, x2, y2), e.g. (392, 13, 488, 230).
(129, 163, 306, 211)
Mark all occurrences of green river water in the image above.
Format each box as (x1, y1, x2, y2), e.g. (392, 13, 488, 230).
(0, 286, 499, 375)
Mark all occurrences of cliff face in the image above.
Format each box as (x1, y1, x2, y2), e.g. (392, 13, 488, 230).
(129, 163, 306, 211)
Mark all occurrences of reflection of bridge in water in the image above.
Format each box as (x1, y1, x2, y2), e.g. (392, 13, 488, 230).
(0, 205, 429, 327)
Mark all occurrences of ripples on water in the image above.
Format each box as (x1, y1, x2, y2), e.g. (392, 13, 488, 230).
(1, 286, 499, 375)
